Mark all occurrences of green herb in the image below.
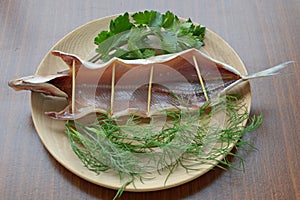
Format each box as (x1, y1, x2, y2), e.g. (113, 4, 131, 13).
(70, 10, 260, 199)
(66, 95, 262, 199)
(93, 11, 206, 62)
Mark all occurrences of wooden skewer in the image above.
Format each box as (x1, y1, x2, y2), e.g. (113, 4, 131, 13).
(71, 60, 76, 113)
(192, 56, 209, 101)
(110, 63, 116, 116)
(147, 65, 154, 114)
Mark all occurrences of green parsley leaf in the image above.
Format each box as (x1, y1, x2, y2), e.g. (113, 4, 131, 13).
(96, 31, 130, 61)
(178, 22, 194, 35)
(94, 10, 206, 61)
(160, 31, 180, 53)
(132, 10, 163, 27)
(109, 12, 134, 34)
(94, 30, 111, 45)
(161, 11, 179, 28)
(142, 49, 156, 58)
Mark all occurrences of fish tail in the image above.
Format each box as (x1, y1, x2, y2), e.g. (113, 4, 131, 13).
(242, 61, 295, 80)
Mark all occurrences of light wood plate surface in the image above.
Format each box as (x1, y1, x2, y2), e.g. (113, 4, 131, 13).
(30, 14, 251, 192)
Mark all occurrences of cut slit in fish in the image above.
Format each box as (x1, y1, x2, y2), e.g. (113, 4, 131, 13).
(8, 48, 294, 120)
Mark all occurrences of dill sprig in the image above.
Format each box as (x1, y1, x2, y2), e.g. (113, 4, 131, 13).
(65, 95, 262, 199)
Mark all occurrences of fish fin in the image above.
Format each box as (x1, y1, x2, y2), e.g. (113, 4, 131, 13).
(242, 61, 295, 80)
(52, 50, 110, 70)
(52, 51, 84, 74)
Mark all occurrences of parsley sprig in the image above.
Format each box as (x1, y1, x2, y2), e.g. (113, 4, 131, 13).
(94, 11, 206, 62)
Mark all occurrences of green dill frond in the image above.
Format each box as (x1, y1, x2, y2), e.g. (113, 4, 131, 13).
(65, 94, 262, 199)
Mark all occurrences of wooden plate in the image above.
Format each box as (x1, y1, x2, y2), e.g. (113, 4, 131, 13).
(31, 14, 251, 192)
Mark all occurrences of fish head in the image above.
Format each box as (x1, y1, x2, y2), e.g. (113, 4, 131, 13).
(8, 74, 69, 98)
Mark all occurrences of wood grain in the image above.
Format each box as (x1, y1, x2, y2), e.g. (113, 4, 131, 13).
(1, 0, 299, 199)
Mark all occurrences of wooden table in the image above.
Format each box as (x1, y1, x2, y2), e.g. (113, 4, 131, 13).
(1, 1, 299, 199)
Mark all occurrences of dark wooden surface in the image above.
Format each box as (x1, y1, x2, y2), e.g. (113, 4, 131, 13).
(1, 1, 299, 199)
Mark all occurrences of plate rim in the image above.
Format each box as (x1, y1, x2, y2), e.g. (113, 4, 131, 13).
(30, 13, 251, 192)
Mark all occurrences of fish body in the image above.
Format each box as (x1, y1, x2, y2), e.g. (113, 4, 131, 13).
(8, 48, 292, 119)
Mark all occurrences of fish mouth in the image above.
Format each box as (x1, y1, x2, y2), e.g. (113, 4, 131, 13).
(8, 76, 69, 98)
(8, 79, 22, 90)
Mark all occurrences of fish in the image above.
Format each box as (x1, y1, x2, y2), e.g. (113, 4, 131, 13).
(8, 48, 293, 120)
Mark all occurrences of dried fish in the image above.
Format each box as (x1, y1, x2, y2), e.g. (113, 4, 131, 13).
(8, 48, 292, 119)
